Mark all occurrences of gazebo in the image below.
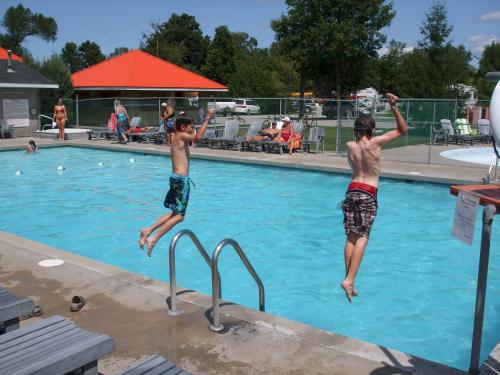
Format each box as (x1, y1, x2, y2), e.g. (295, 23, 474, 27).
(71, 50, 228, 126)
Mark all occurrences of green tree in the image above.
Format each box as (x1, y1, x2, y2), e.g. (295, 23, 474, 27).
(36, 54, 73, 117)
(109, 47, 129, 58)
(0, 4, 57, 55)
(61, 42, 82, 73)
(201, 25, 236, 85)
(140, 13, 208, 72)
(272, 0, 394, 110)
(476, 42, 500, 99)
(413, 1, 472, 97)
(78, 41, 105, 68)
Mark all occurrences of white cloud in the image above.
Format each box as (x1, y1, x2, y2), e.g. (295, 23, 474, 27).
(468, 34, 499, 53)
(480, 11, 500, 21)
(378, 45, 414, 57)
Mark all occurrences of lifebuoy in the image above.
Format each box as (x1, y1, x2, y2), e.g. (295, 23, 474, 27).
(491, 79, 500, 145)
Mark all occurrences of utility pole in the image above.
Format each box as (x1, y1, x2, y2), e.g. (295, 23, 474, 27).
(156, 40, 159, 57)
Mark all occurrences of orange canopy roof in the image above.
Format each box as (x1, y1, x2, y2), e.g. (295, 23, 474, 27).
(0, 47, 23, 62)
(72, 49, 227, 92)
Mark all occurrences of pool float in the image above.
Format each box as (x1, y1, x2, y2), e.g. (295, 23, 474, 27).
(487, 72, 500, 157)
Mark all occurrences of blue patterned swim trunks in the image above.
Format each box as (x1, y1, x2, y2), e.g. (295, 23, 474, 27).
(164, 173, 191, 215)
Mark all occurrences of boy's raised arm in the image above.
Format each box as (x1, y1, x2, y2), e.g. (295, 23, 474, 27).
(194, 108, 216, 140)
(374, 93, 408, 145)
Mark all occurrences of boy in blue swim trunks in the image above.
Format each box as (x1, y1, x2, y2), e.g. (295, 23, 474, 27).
(341, 93, 407, 303)
(139, 107, 216, 256)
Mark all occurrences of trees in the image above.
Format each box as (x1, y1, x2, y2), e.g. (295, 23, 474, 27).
(61, 41, 105, 72)
(272, 0, 394, 100)
(140, 13, 208, 72)
(413, 1, 472, 98)
(0, 4, 57, 55)
(476, 42, 500, 99)
(61, 42, 82, 73)
(201, 25, 236, 85)
(109, 47, 129, 58)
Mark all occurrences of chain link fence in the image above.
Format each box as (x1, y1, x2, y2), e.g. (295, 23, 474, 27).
(39, 96, 496, 168)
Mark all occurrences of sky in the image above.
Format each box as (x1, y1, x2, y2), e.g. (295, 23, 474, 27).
(0, 0, 499, 63)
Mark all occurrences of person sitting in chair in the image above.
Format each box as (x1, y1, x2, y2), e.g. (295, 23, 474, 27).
(247, 122, 280, 141)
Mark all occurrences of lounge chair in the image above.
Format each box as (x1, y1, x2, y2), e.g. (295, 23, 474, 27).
(0, 120, 15, 139)
(237, 120, 264, 151)
(120, 354, 192, 375)
(454, 118, 483, 145)
(265, 121, 304, 154)
(431, 121, 450, 145)
(302, 127, 326, 153)
(0, 315, 115, 374)
(208, 119, 240, 149)
(194, 128, 217, 147)
(477, 119, 492, 143)
(441, 119, 465, 145)
(0, 287, 34, 334)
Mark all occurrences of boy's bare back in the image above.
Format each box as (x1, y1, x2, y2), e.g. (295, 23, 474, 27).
(347, 93, 408, 188)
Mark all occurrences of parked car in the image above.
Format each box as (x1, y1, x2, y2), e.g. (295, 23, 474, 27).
(234, 99, 261, 115)
(321, 100, 358, 119)
(290, 99, 315, 113)
(207, 99, 236, 116)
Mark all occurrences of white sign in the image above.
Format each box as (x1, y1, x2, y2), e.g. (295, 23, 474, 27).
(2, 99, 29, 127)
(452, 191, 480, 245)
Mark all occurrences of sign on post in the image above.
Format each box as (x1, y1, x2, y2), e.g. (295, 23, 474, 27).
(452, 191, 480, 245)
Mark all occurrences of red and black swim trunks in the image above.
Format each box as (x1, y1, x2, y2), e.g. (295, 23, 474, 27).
(342, 182, 378, 237)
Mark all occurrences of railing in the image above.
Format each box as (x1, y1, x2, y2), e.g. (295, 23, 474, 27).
(39, 114, 53, 130)
(167, 229, 221, 316)
(210, 238, 265, 332)
(484, 154, 500, 183)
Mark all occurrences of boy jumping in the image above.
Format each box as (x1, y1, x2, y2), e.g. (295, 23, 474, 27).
(139, 108, 216, 256)
(341, 93, 407, 303)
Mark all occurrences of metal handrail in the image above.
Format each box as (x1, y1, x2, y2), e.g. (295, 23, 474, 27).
(484, 154, 499, 184)
(168, 229, 221, 316)
(39, 114, 53, 130)
(210, 238, 265, 332)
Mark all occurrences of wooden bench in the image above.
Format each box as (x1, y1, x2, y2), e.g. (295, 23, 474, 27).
(0, 315, 115, 375)
(120, 354, 192, 375)
(0, 287, 35, 334)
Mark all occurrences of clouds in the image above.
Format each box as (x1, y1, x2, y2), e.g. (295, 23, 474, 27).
(480, 11, 500, 22)
(468, 34, 499, 54)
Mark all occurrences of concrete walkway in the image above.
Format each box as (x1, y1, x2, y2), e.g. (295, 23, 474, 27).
(0, 137, 490, 374)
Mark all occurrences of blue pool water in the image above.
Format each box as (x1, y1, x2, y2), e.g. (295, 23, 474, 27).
(0, 147, 498, 370)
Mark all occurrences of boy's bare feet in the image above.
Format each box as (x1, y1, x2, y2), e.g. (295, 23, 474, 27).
(146, 237, 157, 257)
(139, 228, 150, 249)
(341, 280, 354, 303)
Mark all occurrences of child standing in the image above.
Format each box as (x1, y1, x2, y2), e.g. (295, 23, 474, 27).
(341, 93, 408, 303)
(139, 108, 216, 256)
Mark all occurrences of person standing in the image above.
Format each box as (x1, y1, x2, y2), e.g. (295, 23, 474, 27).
(340, 93, 408, 303)
(115, 100, 129, 144)
(160, 97, 176, 145)
(53, 98, 68, 141)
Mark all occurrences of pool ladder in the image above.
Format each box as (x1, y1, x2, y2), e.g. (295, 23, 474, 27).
(167, 229, 265, 332)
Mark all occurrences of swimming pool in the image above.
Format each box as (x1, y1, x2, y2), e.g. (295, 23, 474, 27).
(0, 147, 498, 370)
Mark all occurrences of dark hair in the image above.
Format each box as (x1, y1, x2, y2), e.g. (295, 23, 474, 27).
(29, 140, 37, 149)
(354, 115, 376, 140)
(175, 116, 194, 131)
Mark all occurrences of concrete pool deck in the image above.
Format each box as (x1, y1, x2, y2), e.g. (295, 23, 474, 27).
(0, 138, 497, 374)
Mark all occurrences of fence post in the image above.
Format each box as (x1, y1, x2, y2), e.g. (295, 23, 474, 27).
(405, 100, 410, 147)
(429, 100, 436, 164)
(454, 98, 458, 122)
(335, 98, 341, 156)
(75, 94, 79, 128)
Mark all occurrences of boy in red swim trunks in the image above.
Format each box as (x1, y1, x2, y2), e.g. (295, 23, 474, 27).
(341, 93, 408, 303)
(139, 108, 216, 257)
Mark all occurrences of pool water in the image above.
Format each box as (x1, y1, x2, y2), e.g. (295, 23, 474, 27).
(0, 147, 498, 370)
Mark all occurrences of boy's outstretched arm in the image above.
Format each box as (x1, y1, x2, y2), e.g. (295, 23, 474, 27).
(374, 93, 408, 146)
(194, 108, 216, 140)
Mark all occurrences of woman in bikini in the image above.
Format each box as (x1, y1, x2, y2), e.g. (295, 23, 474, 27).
(53, 98, 68, 141)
